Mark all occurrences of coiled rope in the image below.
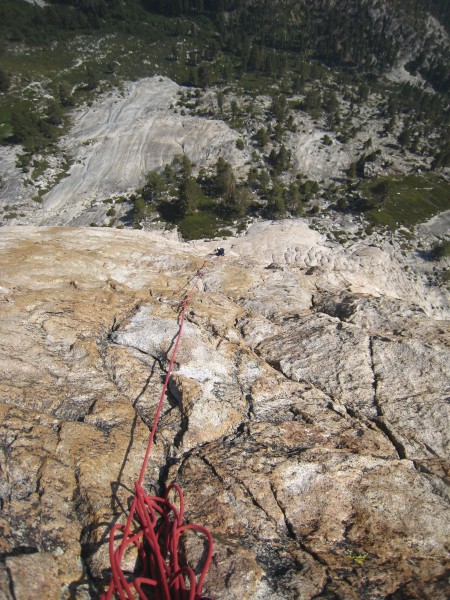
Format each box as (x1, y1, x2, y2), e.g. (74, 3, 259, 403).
(102, 259, 213, 600)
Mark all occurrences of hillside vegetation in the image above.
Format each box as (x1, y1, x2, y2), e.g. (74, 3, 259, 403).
(0, 0, 449, 238)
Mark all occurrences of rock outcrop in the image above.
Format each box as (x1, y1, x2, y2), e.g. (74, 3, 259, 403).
(0, 77, 250, 228)
(0, 222, 448, 599)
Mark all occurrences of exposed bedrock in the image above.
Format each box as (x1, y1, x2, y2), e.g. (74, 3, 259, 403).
(39, 77, 249, 226)
(0, 222, 448, 599)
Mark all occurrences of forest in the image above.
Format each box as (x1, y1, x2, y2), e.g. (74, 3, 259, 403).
(1, 1, 449, 85)
(0, 0, 449, 238)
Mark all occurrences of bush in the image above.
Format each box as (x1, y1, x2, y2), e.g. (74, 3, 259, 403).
(178, 213, 216, 240)
(133, 196, 147, 225)
(432, 240, 450, 260)
(58, 84, 74, 107)
(16, 152, 32, 170)
(337, 197, 348, 211)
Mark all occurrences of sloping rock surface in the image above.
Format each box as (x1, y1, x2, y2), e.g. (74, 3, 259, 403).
(0, 222, 449, 599)
(39, 77, 248, 226)
(0, 77, 250, 228)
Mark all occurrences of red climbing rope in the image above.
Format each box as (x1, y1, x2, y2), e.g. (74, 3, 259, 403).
(102, 260, 213, 600)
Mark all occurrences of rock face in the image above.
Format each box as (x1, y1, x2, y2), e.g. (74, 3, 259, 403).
(0, 222, 449, 599)
(39, 78, 249, 226)
(0, 77, 249, 228)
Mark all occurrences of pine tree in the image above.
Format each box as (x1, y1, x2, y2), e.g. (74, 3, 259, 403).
(398, 126, 411, 148)
(198, 63, 211, 88)
(267, 180, 286, 219)
(215, 156, 235, 199)
(256, 127, 269, 147)
(46, 100, 63, 126)
(179, 177, 203, 215)
(271, 95, 287, 122)
(286, 183, 302, 215)
(133, 196, 147, 226)
(143, 171, 166, 202)
(85, 66, 99, 91)
(229, 187, 249, 217)
(172, 154, 193, 180)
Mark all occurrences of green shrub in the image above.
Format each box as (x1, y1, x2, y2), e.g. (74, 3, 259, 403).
(432, 240, 450, 260)
(337, 197, 348, 211)
(133, 196, 147, 225)
(178, 212, 216, 240)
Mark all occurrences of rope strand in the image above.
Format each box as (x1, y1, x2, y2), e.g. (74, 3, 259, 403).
(102, 259, 213, 600)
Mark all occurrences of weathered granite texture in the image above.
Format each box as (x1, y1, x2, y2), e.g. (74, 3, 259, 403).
(0, 222, 448, 599)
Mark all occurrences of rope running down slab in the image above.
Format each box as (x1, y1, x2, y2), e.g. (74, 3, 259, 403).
(102, 258, 213, 600)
